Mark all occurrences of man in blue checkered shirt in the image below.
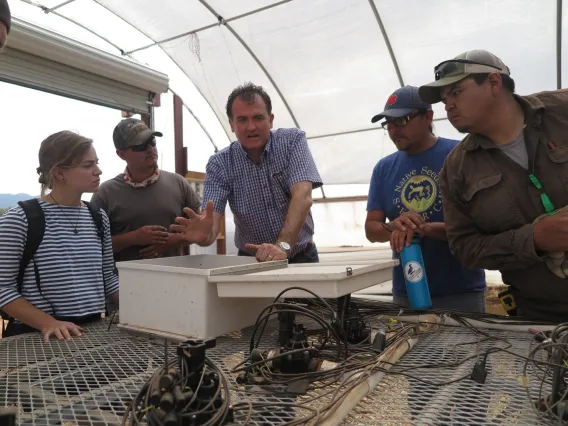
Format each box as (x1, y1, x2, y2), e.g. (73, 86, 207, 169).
(171, 83, 323, 264)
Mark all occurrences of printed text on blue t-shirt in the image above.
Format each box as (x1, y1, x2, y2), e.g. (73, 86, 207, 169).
(393, 166, 443, 220)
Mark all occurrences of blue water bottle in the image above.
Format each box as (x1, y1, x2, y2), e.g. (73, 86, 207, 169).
(400, 234, 432, 309)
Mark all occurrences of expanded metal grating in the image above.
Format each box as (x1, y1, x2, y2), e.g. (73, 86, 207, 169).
(346, 327, 553, 425)
(0, 318, 559, 425)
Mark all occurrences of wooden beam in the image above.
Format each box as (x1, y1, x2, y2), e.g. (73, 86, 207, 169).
(185, 171, 206, 181)
(217, 216, 226, 255)
(313, 195, 368, 204)
(173, 94, 185, 176)
(141, 113, 151, 127)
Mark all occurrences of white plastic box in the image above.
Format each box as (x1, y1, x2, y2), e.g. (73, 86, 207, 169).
(211, 261, 397, 298)
(117, 255, 397, 340)
(116, 255, 280, 339)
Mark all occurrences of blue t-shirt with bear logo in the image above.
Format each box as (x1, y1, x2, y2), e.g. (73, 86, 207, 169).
(367, 137, 486, 297)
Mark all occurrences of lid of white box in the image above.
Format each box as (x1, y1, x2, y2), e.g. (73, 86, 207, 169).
(208, 261, 396, 283)
(114, 254, 288, 276)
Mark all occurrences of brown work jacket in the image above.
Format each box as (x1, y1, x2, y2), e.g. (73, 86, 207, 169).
(440, 90, 568, 322)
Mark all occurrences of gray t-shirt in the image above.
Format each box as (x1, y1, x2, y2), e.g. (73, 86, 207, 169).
(90, 170, 201, 262)
(498, 132, 528, 170)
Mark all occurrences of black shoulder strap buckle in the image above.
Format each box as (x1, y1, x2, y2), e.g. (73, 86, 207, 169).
(83, 201, 113, 315)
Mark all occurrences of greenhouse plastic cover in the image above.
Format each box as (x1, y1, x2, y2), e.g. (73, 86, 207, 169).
(8, 0, 564, 187)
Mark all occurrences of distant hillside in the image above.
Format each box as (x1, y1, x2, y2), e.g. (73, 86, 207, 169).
(0, 193, 36, 209)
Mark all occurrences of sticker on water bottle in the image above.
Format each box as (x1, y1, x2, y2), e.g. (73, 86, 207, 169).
(404, 261, 424, 283)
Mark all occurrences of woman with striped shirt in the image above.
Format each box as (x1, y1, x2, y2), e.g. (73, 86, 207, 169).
(0, 131, 119, 340)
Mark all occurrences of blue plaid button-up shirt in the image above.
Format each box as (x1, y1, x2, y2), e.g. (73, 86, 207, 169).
(202, 128, 323, 257)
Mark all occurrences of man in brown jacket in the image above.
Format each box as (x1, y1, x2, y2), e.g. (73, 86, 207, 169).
(419, 50, 568, 322)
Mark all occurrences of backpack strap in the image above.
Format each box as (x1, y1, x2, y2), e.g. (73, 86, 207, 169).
(17, 199, 45, 293)
(83, 200, 115, 317)
(1, 199, 45, 325)
(83, 201, 104, 251)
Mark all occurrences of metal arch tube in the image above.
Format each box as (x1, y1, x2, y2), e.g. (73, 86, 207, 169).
(124, 0, 295, 55)
(367, 0, 405, 88)
(198, 0, 301, 129)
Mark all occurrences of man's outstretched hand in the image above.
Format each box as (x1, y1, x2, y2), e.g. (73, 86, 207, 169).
(171, 200, 215, 245)
(244, 243, 288, 262)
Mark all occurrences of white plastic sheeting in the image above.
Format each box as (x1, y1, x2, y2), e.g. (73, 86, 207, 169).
(9, 0, 564, 189)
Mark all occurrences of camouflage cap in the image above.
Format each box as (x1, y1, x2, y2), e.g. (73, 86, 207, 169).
(419, 50, 510, 104)
(113, 118, 163, 150)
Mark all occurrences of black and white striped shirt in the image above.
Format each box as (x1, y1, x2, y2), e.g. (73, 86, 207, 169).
(0, 200, 119, 317)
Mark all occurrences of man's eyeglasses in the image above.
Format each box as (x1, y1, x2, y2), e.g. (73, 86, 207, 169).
(128, 137, 157, 152)
(381, 110, 425, 130)
(434, 59, 503, 81)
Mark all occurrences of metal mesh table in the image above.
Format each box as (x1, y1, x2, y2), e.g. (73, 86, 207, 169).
(346, 326, 547, 425)
(0, 318, 557, 425)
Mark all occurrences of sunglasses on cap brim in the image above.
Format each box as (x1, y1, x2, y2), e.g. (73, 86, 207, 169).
(128, 137, 157, 152)
(434, 59, 503, 81)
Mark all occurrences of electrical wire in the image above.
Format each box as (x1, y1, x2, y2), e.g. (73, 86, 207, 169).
(522, 322, 568, 424)
(122, 342, 231, 426)
(314, 296, 556, 326)
(107, 309, 119, 331)
(122, 293, 566, 425)
(251, 287, 347, 356)
(230, 287, 423, 425)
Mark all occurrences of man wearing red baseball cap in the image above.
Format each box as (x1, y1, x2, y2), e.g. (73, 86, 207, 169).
(365, 85, 486, 311)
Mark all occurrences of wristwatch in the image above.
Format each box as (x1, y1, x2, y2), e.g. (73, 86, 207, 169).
(277, 241, 291, 258)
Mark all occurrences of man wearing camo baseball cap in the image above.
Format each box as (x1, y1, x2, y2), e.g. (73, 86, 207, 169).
(420, 49, 568, 322)
(419, 50, 511, 105)
(91, 118, 202, 262)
